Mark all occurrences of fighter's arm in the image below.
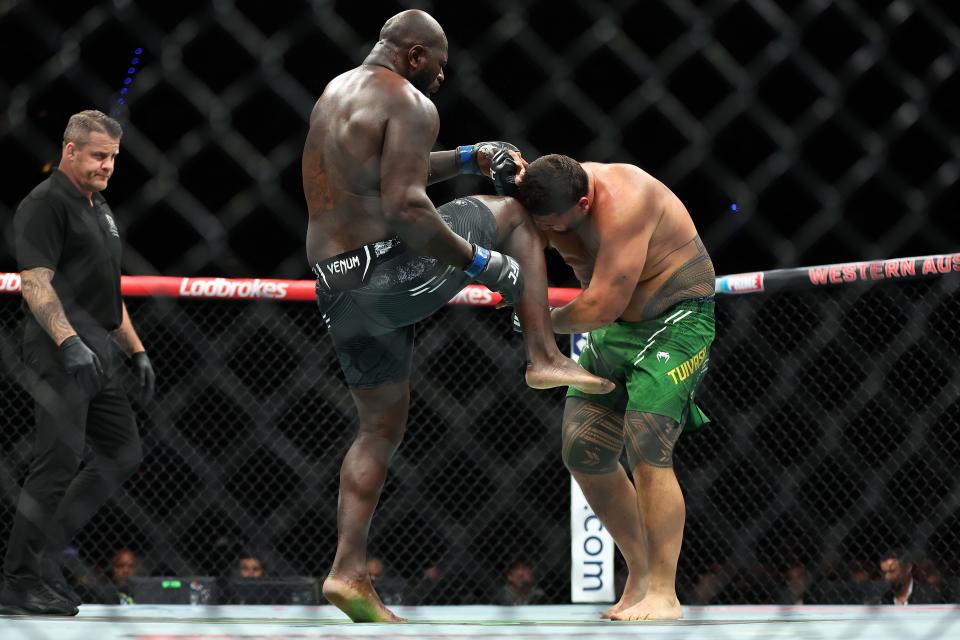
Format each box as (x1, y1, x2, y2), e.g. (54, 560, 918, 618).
(20, 267, 77, 345)
(551, 193, 658, 334)
(427, 143, 523, 185)
(428, 150, 461, 184)
(380, 95, 473, 268)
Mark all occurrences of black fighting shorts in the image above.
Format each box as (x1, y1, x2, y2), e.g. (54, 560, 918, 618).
(315, 197, 498, 388)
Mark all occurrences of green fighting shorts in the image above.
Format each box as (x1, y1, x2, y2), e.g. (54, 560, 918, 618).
(567, 296, 715, 431)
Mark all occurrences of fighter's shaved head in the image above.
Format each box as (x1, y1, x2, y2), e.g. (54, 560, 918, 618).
(379, 9, 446, 49)
(363, 9, 447, 95)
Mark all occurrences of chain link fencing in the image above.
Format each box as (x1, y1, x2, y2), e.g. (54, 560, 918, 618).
(1, 0, 958, 279)
(1, 0, 959, 612)
(0, 269, 958, 605)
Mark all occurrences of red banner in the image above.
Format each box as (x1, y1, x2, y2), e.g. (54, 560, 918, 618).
(0, 273, 582, 307)
(3, 252, 956, 304)
(807, 255, 960, 286)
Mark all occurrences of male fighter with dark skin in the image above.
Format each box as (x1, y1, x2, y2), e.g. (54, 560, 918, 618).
(514, 154, 716, 620)
(302, 11, 612, 622)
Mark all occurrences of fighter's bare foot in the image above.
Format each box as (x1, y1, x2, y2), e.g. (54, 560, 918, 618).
(526, 358, 615, 394)
(600, 574, 646, 619)
(322, 575, 406, 623)
(601, 600, 626, 619)
(610, 593, 682, 621)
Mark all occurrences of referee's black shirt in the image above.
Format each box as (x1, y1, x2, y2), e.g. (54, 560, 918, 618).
(13, 168, 123, 333)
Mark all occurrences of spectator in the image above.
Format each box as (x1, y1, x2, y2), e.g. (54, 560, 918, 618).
(237, 554, 265, 579)
(222, 552, 278, 605)
(111, 549, 138, 604)
(687, 563, 723, 605)
(849, 558, 873, 585)
(776, 560, 812, 605)
(493, 560, 546, 606)
(366, 557, 406, 606)
(715, 563, 777, 605)
(878, 548, 943, 605)
(407, 562, 450, 605)
(844, 558, 881, 604)
(84, 548, 138, 605)
(914, 557, 951, 602)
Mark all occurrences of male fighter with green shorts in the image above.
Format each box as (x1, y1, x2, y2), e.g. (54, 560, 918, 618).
(512, 153, 716, 620)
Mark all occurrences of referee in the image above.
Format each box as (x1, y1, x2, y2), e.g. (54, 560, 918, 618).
(0, 110, 155, 615)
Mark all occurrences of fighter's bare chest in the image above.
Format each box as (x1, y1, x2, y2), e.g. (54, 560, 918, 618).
(548, 226, 600, 266)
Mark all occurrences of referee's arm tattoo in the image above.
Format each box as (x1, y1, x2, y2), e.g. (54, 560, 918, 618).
(20, 267, 77, 346)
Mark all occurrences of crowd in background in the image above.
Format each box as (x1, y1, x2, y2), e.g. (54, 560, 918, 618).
(60, 545, 957, 607)
(681, 550, 957, 606)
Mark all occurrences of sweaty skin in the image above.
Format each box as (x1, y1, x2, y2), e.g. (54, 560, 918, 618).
(302, 12, 613, 624)
(302, 61, 474, 271)
(532, 162, 714, 621)
(462, 196, 618, 394)
(302, 11, 456, 623)
(542, 163, 715, 333)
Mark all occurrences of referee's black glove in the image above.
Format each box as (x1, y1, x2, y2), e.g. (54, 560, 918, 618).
(132, 351, 156, 405)
(59, 335, 103, 396)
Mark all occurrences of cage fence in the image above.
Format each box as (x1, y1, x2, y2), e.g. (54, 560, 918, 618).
(0, 268, 957, 605)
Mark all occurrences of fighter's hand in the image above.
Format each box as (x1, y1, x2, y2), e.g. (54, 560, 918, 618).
(132, 351, 156, 405)
(490, 148, 526, 198)
(465, 244, 524, 307)
(456, 141, 520, 177)
(59, 335, 104, 396)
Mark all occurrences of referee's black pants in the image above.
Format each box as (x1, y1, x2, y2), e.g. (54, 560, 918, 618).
(3, 325, 142, 585)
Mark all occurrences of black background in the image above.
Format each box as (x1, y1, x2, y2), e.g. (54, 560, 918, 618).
(1, 0, 957, 285)
(0, 0, 959, 601)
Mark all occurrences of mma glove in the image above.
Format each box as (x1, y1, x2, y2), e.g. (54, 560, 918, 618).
(131, 351, 156, 405)
(60, 335, 104, 397)
(455, 141, 519, 176)
(464, 244, 524, 307)
(490, 147, 521, 198)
